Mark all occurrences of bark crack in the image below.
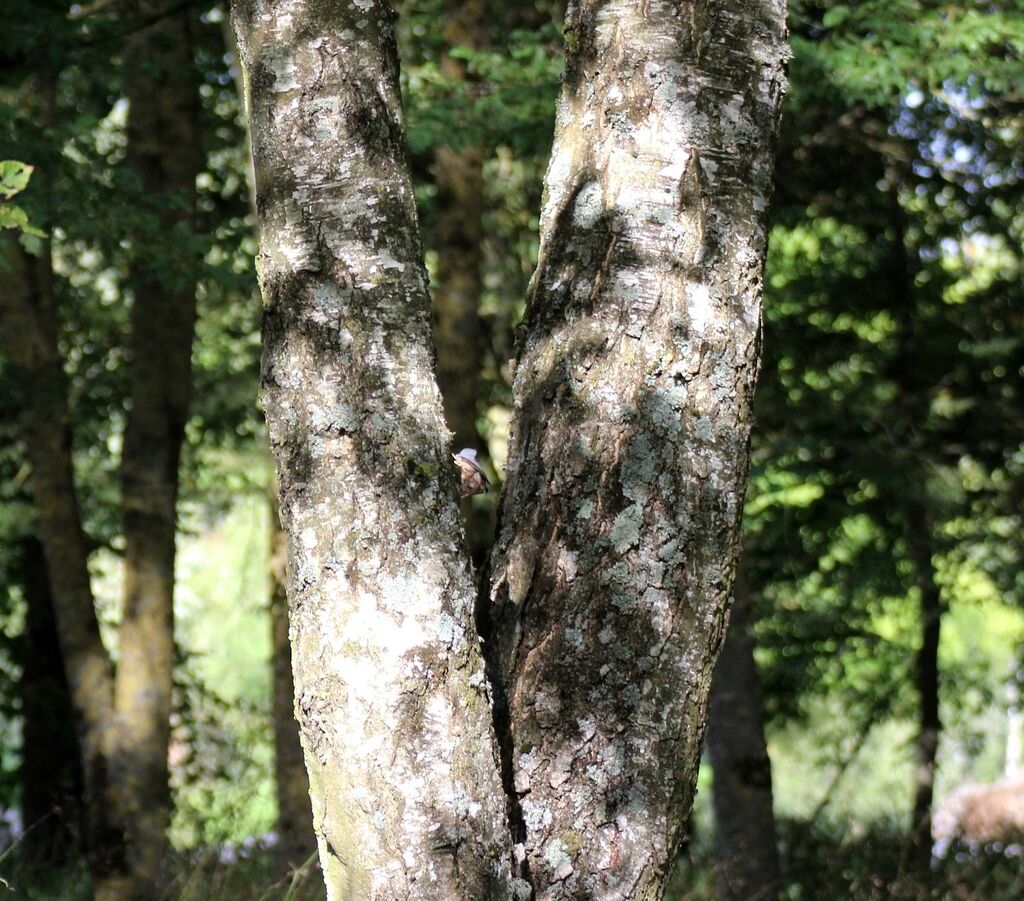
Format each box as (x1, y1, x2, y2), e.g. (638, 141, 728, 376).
(477, 567, 534, 896)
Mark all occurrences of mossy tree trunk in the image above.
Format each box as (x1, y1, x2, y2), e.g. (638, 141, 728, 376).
(1, 217, 129, 900)
(2, 6, 200, 894)
(232, 1, 514, 896)
(112, 4, 202, 890)
(484, 1, 788, 895)
(707, 576, 780, 901)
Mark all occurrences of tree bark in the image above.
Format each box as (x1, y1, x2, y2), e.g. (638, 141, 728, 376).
(0, 230, 129, 897)
(268, 487, 315, 872)
(112, 4, 202, 889)
(232, 2, 515, 897)
(707, 576, 780, 901)
(18, 536, 85, 866)
(484, 1, 788, 896)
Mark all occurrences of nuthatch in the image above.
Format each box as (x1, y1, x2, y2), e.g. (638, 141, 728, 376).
(453, 448, 490, 497)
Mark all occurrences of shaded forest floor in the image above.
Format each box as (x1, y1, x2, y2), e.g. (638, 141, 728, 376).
(0, 847, 325, 901)
(668, 819, 1024, 900)
(3, 825, 1023, 899)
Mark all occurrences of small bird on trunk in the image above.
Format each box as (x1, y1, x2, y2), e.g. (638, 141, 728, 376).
(453, 448, 489, 497)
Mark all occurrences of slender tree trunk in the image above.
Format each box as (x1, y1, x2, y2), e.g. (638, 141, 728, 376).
(430, 0, 495, 564)
(268, 487, 315, 872)
(908, 517, 942, 874)
(484, 1, 788, 896)
(707, 576, 780, 901)
(112, 4, 201, 889)
(3, 14, 200, 893)
(432, 0, 487, 452)
(0, 231, 128, 897)
(1006, 669, 1023, 777)
(232, 2, 514, 897)
(885, 175, 943, 876)
(18, 537, 85, 865)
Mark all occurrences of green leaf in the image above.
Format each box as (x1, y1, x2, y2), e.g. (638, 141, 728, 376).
(0, 204, 29, 230)
(0, 160, 33, 200)
(18, 232, 45, 256)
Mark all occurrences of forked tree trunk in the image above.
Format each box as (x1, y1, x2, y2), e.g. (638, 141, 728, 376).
(236, 0, 787, 896)
(232, 2, 514, 896)
(113, 4, 202, 888)
(707, 577, 780, 901)
(484, 1, 788, 895)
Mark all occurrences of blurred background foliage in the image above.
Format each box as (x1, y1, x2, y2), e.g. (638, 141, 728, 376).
(0, 0, 1022, 898)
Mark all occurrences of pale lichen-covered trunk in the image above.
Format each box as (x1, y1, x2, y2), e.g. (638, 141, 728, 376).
(113, 4, 201, 889)
(232, 1, 514, 897)
(707, 578, 780, 901)
(485, 1, 788, 896)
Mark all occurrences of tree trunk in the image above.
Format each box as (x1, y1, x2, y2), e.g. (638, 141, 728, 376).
(707, 576, 780, 901)
(432, 0, 487, 452)
(268, 487, 315, 872)
(0, 230, 128, 897)
(18, 536, 85, 866)
(232, 2, 514, 897)
(430, 0, 494, 564)
(484, 1, 788, 896)
(908, 518, 942, 874)
(884, 175, 943, 876)
(113, 4, 202, 890)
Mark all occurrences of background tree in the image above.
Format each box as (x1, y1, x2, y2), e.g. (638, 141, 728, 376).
(267, 487, 314, 873)
(728, 0, 1024, 889)
(112, 2, 203, 887)
(706, 574, 780, 901)
(1, 1, 211, 894)
(0, 135, 131, 895)
(430, 0, 489, 453)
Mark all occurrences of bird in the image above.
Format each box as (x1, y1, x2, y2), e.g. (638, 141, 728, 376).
(452, 448, 490, 497)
